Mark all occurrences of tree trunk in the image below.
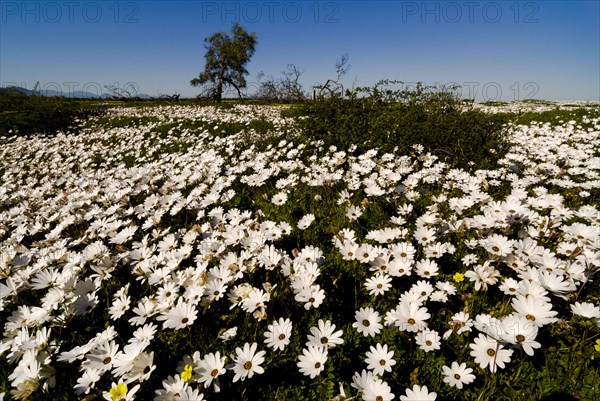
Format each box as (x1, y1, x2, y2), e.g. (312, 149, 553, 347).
(216, 63, 226, 102)
(223, 78, 243, 100)
(216, 76, 223, 102)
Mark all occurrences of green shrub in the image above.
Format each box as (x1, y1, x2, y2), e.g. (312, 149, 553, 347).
(296, 81, 513, 170)
(0, 88, 104, 136)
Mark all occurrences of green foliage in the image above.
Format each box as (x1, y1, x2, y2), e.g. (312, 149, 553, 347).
(191, 23, 258, 101)
(511, 105, 600, 129)
(481, 100, 510, 106)
(296, 81, 513, 170)
(0, 88, 105, 136)
(1, 99, 599, 401)
(90, 115, 160, 129)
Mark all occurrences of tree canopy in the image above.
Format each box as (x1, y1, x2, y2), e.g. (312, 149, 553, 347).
(191, 24, 257, 101)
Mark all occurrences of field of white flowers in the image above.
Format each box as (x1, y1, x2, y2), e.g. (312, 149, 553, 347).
(1, 102, 599, 401)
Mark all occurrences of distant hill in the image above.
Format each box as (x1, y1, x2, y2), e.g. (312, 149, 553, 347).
(0, 86, 151, 99)
(0, 86, 32, 95)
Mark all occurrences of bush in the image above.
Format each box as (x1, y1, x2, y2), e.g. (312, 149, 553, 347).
(0, 88, 104, 136)
(296, 81, 513, 170)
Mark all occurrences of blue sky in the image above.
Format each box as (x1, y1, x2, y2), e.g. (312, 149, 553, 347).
(1, 0, 599, 100)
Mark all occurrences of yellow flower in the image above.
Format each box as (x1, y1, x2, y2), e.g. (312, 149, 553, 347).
(181, 364, 193, 382)
(453, 272, 465, 283)
(594, 339, 600, 353)
(109, 382, 127, 401)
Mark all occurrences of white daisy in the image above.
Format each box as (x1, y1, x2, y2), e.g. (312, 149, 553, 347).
(500, 314, 541, 356)
(351, 369, 376, 391)
(271, 191, 288, 205)
(264, 317, 293, 351)
(74, 368, 101, 395)
(352, 307, 383, 337)
(570, 301, 600, 320)
(414, 259, 439, 278)
(156, 299, 197, 330)
(297, 214, 315, 230)
(83, 340, 120, 373)
(230, 342, 266, 382)
(306, 319, 344, 349)
(469, 333, 513, 373)
(400, 384, 437, 401)
(363, 378, 395, 401)
(389, 301, 430, 332)
(442, 361, 475, 389)
(482, 234, 513, 257)
(297, 346, 328, 379)
(364, 273, 392, 296)
(364, 343, 396, 376)
(415, 329, 441, 352)
(295, 285, 325, 310)
(196, 351, 226, 389)
(511, 295, 558, 327)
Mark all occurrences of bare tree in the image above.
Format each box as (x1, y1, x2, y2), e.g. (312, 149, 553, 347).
(256, 64, 307, 102)
(104, 84, 139, 100)
(334, 53, 351, 81)
(158, 93, 181, 102)
(314, 54, 351, 99)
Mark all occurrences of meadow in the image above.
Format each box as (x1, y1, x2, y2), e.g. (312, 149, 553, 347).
(0, 90, 599, 401)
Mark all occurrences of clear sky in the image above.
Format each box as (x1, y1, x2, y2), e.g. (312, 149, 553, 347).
(1, 0, 599, 101)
